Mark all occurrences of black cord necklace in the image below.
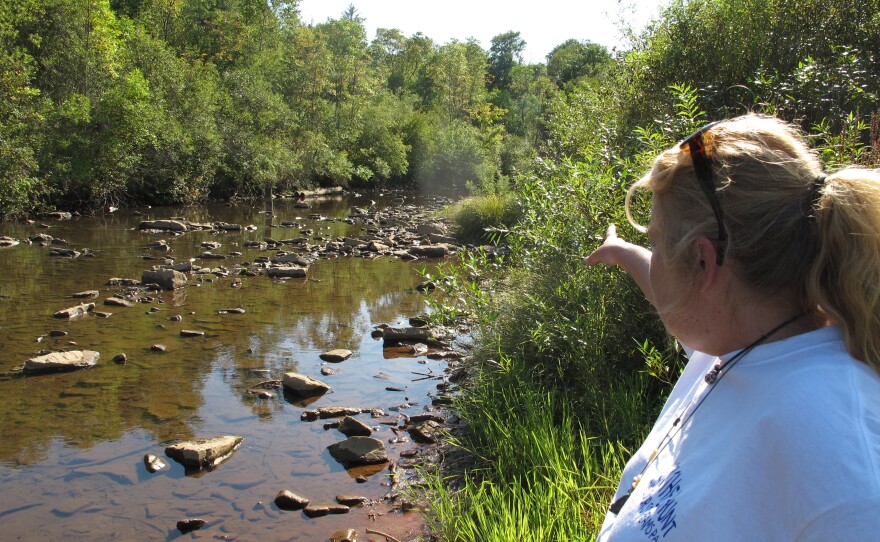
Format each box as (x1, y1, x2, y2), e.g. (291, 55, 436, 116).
(607, 311, 808, 515)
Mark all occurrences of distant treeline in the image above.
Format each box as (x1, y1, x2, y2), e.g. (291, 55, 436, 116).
(1, 0, 877, 217)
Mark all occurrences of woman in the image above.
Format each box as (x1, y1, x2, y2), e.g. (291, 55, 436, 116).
(585, 114, 880, 541)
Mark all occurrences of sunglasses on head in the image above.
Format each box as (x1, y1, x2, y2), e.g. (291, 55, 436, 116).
(679, 121, 727, 266)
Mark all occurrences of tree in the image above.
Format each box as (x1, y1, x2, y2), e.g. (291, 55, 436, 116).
(425, 40, 488, 119)
(488, 31, 525, 91)
(370, 29, 434, 96)
(0, 0, 44, 217)
(546, 39, 612, 87)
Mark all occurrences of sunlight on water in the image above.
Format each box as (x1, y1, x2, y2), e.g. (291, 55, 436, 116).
(0, 194, 454, 540)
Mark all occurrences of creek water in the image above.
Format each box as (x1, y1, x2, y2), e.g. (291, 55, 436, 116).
(0, 192, 458, 541)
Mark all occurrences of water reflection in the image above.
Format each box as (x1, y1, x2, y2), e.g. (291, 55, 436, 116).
(0, 193, 451, 540)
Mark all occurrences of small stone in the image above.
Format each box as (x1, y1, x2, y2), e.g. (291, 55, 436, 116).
(267, 266, 307, 278)
(176, 518, 206, 533)
(53, 303, 95, 319)
(336, 495, 368, 506)
(408, 420, 442, 444)
(338, 416, 373, 437)
(69, 290, 99, 299)
(274, 489, 310, 511)
(329, 529, 358, 542)
(143, 453, 167, 473)
(303, 504, 330, 518)
(320, 349, 353, 362)
(165, 435, 243, 470)
(48, 330, 68, 337)
(113, 353, 127, 365)
(321, 367, 340, 376)
(168, 315, 182, 322)
(409, 316, 429, 327)
(104, 297, 134, 308)
(180, 329, 205, 337)
(151, 344, 166, 352)
(415, 281, 436, 292)
(326, 503, 350, 514)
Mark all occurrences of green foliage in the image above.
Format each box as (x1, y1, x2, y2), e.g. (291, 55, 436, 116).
(621, 0, 880, 132)
(413, 115, 495, 191)
(487, 31, 525, 91)
(546, 39, 613, 87)
(0, 0, 44, 217)
(421, 382, 636, 540)
(445, 193, 521, 244)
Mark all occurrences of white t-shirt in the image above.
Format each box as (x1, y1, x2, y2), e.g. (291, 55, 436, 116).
(597, 326, 880, 541)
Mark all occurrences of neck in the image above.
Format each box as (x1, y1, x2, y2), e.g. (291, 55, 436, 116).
(698, 283, 823, 356)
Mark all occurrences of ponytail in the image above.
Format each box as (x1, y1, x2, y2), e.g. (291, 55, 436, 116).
(810, 168, 880, 371)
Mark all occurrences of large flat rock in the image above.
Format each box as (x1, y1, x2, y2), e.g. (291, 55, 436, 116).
(267, 266, 307, 278)
(24, 350, 99, 374)
(282, 372, 330, 395)
(142, 269, 187, 290)
(327, 436, 388, 467)
(165, 436, 243, 470)
(138, 219, 188, 232)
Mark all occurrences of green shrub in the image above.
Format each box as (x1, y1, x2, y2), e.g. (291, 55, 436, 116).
(446, 193, 521, 244)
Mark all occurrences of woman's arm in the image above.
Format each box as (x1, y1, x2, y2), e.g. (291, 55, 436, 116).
(584, 224, 655, 305)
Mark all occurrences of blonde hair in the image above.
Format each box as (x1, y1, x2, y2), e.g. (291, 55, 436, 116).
(625, 114, 880, 371)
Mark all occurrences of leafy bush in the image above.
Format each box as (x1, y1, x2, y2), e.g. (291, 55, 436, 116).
(446, 193, 521, 244)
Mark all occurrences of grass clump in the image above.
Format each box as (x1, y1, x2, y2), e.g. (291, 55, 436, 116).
(445, 193, 522, 245)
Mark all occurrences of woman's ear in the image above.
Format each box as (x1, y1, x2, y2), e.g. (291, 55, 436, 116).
(694, 237, 720, 290)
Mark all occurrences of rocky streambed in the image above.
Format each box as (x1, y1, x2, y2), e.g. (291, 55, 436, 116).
(0, 192, 476, 541)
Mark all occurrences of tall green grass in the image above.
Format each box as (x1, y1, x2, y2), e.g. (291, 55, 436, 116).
(422, 73, 877, 539)
(445, 193, 522, 245)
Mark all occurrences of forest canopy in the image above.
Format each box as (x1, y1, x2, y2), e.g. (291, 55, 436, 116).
(0, 0, 877, 218)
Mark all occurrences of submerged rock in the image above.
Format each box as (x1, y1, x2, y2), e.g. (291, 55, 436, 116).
(335, 495, 368, 506)
(304, 503, 350, 518)
(329, 528, 358, 542)
(327, 436, 388, 467)
(139, 220, 187, 232)
(50, 247, 80, 258)
(301, 406, 364, 421)
(69, 290, 99, 299)
(165, 435, 243, 470)
(407, 244, 450, 258)
(143, 453, 167, 473)
(381, 327, 432, 344)
(274, 489, 310, 511)
(24, 350, 99, 374)
(104, 297, 135, 308)
(338, 416, 373, 437)
(0, 236, 19, 248)
(267, 266, 307, 278)
(176, 518, 206, 533)
(53, 303, 95, 319)
(141, 269, 187, 291)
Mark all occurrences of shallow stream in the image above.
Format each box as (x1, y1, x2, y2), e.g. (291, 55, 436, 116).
(0, 192, 457, 541)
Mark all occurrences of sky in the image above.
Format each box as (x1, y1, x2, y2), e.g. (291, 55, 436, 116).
(296, 0, 666, 64)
